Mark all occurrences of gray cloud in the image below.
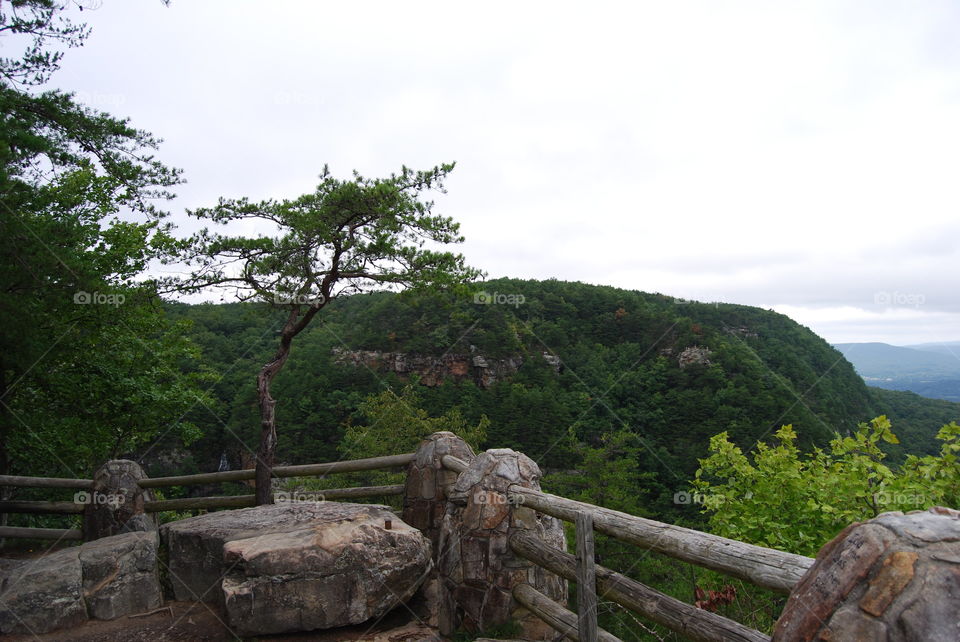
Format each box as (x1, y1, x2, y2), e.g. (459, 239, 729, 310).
(53, 1, 960, 345)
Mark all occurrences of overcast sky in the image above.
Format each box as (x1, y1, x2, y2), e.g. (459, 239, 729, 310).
(52, 1, 959, 345)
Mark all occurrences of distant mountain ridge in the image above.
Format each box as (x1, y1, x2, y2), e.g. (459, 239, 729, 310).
(834, 342, 960, 403)
(904, 342, 960, 358)
(161, 280, 958, 491)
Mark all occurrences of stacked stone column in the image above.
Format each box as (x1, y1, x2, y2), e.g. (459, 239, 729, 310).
(402, 431, 477, 627)
(437, 447, 567, 639)
(83, 459, 157, 540)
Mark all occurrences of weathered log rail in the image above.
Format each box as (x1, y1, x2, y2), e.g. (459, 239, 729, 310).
(0, 475, 94, 542)
(137, 453, 415, 488)
(0, 475, 93, 490)
(0, 525, 83, 541)
(507, 485, 813, 595)
(3, 444, 813, 641)
(440, 453, 808, 642)
(0, 454, 414, 543)
(143, 484, 405, 512)
(510, 531, 770, 642)
(513, 583, 623, 642)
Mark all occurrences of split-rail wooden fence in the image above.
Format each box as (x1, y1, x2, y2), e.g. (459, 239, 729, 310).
(0, 451, 815, 642)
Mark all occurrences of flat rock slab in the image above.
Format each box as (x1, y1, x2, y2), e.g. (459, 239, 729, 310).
(161, 500, 344, 603)
(0, 546, 85, 635)
(161, 502, 432, 637)
(80, 531, 162, 620)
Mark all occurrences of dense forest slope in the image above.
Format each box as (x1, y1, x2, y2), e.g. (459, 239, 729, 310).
(158, 279, 958, 509)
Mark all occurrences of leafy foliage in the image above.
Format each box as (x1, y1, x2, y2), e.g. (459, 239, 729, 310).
(339, 383, 487, 462)
(178, 163, 480, 302)
(693, 417, 960, 556)
(544, 430, 652, 517)
(318, 384, 489, 499)
(0, 0, 209, 483)
(0, 0, 89, 86)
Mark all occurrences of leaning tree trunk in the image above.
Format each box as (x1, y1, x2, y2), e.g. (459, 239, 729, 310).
(0, 370, 12, 540)
(254, 303, 323, 505)
(255, 343, 292, 505)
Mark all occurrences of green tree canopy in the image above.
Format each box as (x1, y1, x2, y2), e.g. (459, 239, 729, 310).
(177, 163, 480, 502)
(340, 383, 487, 462)
(0, 0, 209, 480)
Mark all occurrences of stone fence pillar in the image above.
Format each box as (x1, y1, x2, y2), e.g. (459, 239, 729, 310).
(403, 431, 476, 548)
(437, 448, 567, 639)
(774, 506, 960, 641)
(83, 459, 157, 541)
(402, 431, 477, 627)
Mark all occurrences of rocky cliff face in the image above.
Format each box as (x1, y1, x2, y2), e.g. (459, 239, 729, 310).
(678, 345, 713, 369)
(332, 348, 561, 388)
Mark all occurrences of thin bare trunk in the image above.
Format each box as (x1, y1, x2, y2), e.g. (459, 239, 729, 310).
(254, 346, 289, 504)
(254, 303, 324, 505)
(0, 370, 11, 542)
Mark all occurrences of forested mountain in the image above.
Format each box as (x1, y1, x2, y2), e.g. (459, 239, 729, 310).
(155, 278, 957, 512)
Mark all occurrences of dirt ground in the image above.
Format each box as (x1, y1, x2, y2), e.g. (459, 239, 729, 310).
(2, 601, 442, 641)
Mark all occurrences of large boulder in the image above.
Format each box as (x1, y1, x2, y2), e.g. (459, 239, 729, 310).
(774, 506, 960, 641)
(0, 531, 164, 635)
(161, 502, 432, 636)
(0, 547, 85, 635)
(80, 531, 163, 620)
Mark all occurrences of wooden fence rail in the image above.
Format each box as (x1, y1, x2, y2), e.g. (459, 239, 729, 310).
(507, 484, 813, 595)
(1, 454, 415, 542)
(440, 454, 469, 473)
(0, 526, 83, 541)
(0, 500, 85, 514)
(143, 484, 406, 513)
(0, 475, 92, 489)
(513, 583, 623, 642)
(137, 453, 416, 488)
(510, 531, 770, 642)
(576, 512, 599, 642)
